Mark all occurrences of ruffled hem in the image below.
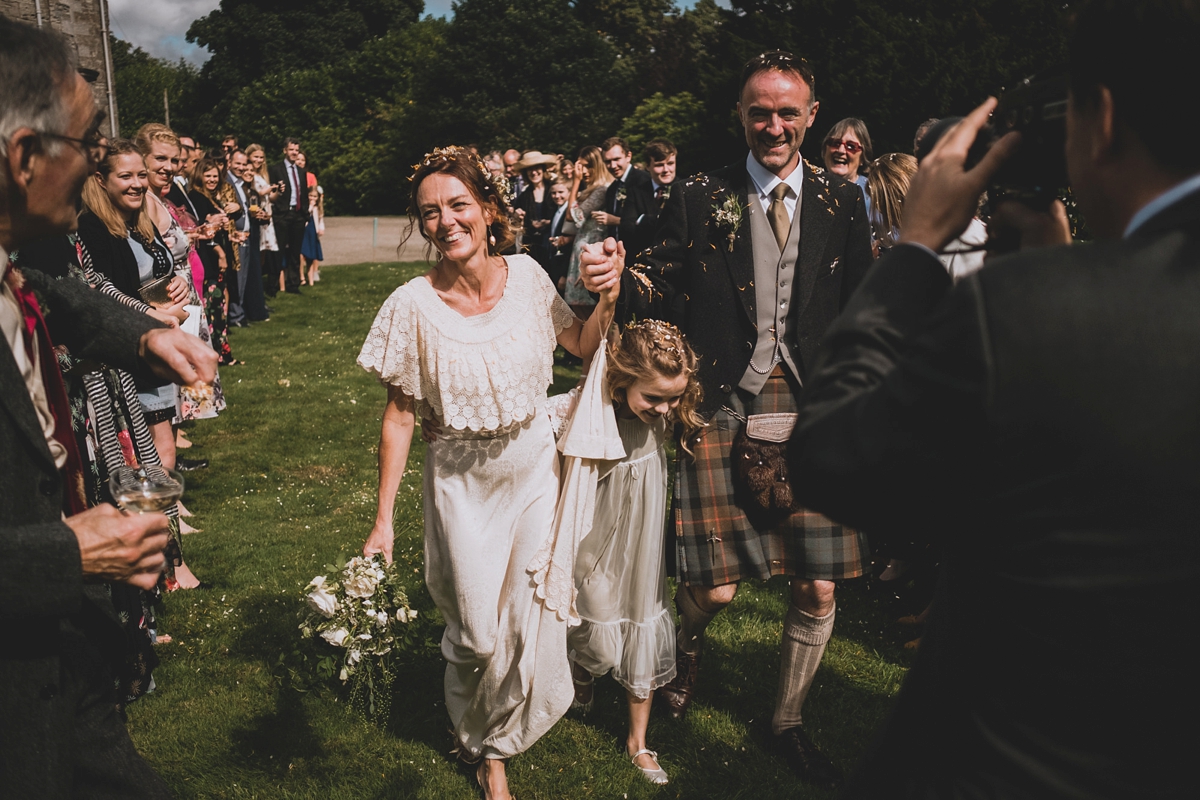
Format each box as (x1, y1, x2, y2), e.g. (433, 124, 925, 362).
(568, 607, 677, 699)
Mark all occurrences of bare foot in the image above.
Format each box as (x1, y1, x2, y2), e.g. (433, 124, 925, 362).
(177, 501, 194, 518)
(175, 430, 193, 449)
(476, 759, 511, 800)
(180, 518, 201, 534)
(173, 561, 201, 590)
(155, 633, 173, 645)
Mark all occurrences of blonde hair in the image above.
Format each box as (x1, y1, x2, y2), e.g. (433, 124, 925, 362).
(606, 320, 704, 453)
(866, 152, 918, 248)
(577, 145, 613, 202)
(134, 123, 180, 156)
(81, 139, 154, 241)
(244, 143, 271, 183)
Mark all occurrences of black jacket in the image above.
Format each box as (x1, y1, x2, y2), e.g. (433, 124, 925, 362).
(267, 160, 309, 217)
(605, 166, 655, 243)
(789, 189, 1200, 799)
(75, 212, 171, 300)
(618, 159, 874, 417)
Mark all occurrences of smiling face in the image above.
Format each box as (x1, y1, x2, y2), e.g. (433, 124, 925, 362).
(550, 182, 569, 205)
(524, 166, 544, 186)
(738, 69, 818, 178)
(201, 167, 220, 193)
(824, 130, 863, 178)
(650, 154, 676, 186)
(100, 153, 148, 219)
(229, 152, 248, 180)
(603, 145, 631, 180)
(143, 141, 179, 192)
(622, 371, 690, 424)
(249, 150, 265, 172)
(285, 142, 301, 163)
(417, 172, 493, 264)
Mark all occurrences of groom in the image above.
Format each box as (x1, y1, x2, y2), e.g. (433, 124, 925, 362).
(582, 51, 873, 788)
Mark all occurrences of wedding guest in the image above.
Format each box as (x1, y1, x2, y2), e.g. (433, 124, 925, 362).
(300, 183, 324, 285)
(600, 137, 655, 244)
(513, 151, 558, 267)
(565, 146, 614, 318)
(545, 180, 573, 288)
(569, 320, 704, 787)
(221, 134, 238, 163)
(245, 144, 283, 296)
(189, 158, 239, 365)
(823, 118, 874, 220)
(865, 152, 918, 253)
(358, 145, 618, 800)
(0, 21, 215, 793)
(622, 138, 677, 255)
(226, 150, 269, 326)
(557, 155, 575, 184)
(267, 138, 309, 294)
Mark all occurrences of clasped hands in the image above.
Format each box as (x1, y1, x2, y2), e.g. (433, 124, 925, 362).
(578, 237, 625, 299)
(900, 97, 1071, 254)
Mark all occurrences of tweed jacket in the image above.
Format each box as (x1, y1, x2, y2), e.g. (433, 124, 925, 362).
(1, 266, 161, 770)
(617, 158, 874, 417)
(789, 189, 1200, 798)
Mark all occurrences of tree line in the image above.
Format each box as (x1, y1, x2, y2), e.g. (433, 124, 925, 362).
(113, 0, 1072, 215)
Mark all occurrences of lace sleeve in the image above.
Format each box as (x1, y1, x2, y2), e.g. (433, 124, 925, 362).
(357, 286, 422, 399)
(548, 278, 577, 334)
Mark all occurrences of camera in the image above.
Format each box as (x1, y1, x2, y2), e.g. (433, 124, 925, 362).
(972, 68, 1071, 210)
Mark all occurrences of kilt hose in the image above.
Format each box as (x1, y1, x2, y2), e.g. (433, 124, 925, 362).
(673, 372, 869, 586)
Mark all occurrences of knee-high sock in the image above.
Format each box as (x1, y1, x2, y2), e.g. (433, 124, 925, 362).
(676, 584, 717, 656)
(771, 603, 835, 734)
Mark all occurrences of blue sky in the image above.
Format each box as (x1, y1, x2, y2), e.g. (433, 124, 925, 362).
(112, 1, 723, 66)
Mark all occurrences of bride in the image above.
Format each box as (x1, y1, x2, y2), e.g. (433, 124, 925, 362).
(357, 146, 619, 799)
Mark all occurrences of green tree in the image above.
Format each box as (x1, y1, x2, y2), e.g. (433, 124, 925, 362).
(617, 91, 705, 166)
(110, 37, 199, 137)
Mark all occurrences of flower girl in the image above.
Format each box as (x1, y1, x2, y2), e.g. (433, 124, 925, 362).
(568, 320, 703, 785)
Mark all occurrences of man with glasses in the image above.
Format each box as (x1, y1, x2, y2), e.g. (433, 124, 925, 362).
(581, 50, 873, 788)
(1, 15, 216, 796)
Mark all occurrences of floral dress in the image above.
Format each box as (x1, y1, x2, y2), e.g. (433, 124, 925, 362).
(564, 186, 608, 307)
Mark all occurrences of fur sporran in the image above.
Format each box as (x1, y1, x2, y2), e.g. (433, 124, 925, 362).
(730, 412, 799, 513)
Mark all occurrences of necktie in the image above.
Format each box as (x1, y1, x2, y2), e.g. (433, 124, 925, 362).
(656, 186, 665, 201)
(290, 163, 302, 210)
(769, 183, 790, 251)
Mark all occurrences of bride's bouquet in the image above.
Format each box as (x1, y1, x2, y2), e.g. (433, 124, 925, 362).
(300, 555, 418, 718)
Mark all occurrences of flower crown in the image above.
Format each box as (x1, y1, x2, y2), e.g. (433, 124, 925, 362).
(626, 318, 689, 362)
(410, 145, 513, 205)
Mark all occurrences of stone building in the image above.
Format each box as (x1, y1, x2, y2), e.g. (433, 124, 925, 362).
(1, 0, 120, 137)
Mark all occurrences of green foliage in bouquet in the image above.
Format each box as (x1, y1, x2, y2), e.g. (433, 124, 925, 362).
(300, 554, 420, 721)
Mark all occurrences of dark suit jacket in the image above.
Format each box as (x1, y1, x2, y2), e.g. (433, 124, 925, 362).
(1, 268, 161, 786)
(605, 166, 654, 243)
(618, 159, 874, 417)
(620, 180, 672, 257)
(267, 160, 309, 217)
(788, 190, 1200, 798)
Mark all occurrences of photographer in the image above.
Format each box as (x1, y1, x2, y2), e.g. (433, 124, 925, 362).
(787, 1, 1198, 796)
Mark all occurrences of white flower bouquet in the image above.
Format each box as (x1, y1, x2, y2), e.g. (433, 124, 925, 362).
(300, 555, 419, 718)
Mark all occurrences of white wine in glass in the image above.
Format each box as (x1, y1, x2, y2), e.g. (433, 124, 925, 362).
(109, 465, 184, 514)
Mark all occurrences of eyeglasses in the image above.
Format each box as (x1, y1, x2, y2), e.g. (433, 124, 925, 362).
(825, 139, 863, 155)
(39, 130, 110, 163)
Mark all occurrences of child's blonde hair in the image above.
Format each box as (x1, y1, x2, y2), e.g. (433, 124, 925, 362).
(606, 320, 704, 453)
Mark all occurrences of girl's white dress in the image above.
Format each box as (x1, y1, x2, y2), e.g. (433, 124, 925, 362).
(568, 414, 677, 698)
(357, 255, 578, 760)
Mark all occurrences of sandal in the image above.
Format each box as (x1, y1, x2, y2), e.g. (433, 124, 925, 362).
(630, 748, 668, 785)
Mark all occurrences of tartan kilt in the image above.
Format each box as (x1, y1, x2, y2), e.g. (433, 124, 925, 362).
(673, 374, 869, 586)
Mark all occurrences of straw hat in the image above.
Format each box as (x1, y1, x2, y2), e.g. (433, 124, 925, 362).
(516, 150, 559, 171)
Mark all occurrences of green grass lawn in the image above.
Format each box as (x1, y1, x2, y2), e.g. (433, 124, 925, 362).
(128, 261, 912, 799)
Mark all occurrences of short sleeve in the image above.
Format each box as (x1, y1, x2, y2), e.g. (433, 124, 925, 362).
(357, 286, 422, 399)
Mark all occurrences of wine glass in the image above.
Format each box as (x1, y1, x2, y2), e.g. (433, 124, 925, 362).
(108, 464, 184, 514)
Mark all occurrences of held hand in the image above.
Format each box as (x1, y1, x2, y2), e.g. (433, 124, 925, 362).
(986, 199, 1072, 255)
(66, 504, 170, 591)
(223, 202, 240, 215)
(139, 326, 218, 389)
(419, 420, 442, 444)
(900, 97, 1022, 252)
(363, 521, 395, 565)
(580, 238, 624, 295)
(167, 276, 191, 305)
(146, 307, 181, 328)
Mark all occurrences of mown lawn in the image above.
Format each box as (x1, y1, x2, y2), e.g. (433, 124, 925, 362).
(127, 261, 913, 799)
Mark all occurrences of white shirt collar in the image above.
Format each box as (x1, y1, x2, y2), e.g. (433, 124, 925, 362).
(745, 152, 804, 218)
(1124, 172, 1200, 238)
(618, 164, 632, 183)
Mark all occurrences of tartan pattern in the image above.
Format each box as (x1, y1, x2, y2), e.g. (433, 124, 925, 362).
(674, 375, 869, 585)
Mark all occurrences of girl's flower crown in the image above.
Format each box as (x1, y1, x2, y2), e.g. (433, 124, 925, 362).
(626, 318, 688, 362)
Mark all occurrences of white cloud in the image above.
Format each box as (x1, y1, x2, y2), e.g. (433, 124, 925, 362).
(109, 0, 221, 66)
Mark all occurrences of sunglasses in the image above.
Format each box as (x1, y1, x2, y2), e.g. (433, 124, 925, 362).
(825, 139, 863, 155)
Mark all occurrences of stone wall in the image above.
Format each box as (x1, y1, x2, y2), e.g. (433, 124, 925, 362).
(1, 0, 120, 137)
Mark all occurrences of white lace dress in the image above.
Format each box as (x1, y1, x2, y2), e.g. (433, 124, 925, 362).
(568, 415, 676, 698)
(357, 254, 578, 760)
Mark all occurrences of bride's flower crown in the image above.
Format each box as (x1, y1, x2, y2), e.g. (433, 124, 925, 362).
(410, 145, 513, 206)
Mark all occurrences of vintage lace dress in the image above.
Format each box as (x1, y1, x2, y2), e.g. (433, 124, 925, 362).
(357, 254, 578, 759)
(568, 415, 676, 698)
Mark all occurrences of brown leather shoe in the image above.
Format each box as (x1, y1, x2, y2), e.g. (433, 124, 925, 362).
(657, 645, 701, 719)
(774, 726, 842, 789)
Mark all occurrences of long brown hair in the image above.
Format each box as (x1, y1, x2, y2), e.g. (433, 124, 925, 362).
(81, 139, 154, 241)
(189, 158, 226, 207)
(406, 145, 516, 257)
(865, 153, 917, 248)
(606, 320, 704, 454)
(577, 145, 612, 203)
